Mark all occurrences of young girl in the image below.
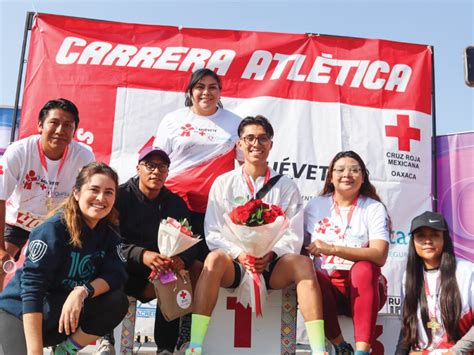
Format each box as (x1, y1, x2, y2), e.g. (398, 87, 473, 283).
(0, 162, 128, 354)
(397, 211, 473, 354)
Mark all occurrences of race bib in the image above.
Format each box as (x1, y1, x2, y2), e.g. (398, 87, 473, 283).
(321, 241, 361, 271)
(15, 210, 45, 231)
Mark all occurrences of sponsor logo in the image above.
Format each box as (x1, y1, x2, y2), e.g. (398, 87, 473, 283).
(176, 289, 192, 309)
(0, 165, 4, 175)
(385, 114, 420, 152)
(385, 114, 422, 181)
(28, 240, 48, 263)
(180, 123, 194, 137)
(23, 170, 38, 190)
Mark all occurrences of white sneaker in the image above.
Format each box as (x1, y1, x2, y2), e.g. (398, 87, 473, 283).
(95, 337, 115, 355)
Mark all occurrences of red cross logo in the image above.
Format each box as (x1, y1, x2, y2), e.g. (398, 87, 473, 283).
(180, 291, 187, 299)
(198, 130, 206, 136)
(23, 170, 38, 190)
(180, 123, 194, 137)
(385, 114, 421, 152)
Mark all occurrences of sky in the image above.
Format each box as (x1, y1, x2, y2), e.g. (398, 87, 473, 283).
(0, 0, 473, 136)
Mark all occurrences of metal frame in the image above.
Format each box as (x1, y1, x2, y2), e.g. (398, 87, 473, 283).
(10, 11, 35, 143)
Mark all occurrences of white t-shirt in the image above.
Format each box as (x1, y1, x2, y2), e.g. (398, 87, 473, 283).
(0, 135, 95, 231)
(153, 107, 242, 175)
(401, 259, 473, 351)
(205, 166, 304, 259)
(305, 194, 390, 246)
(304, 194, 390, 270)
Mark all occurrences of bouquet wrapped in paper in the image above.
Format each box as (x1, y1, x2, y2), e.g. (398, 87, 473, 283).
(148, 217, 201, 321)
(149, 217, 201, 283)
(221, 199, 289, 316)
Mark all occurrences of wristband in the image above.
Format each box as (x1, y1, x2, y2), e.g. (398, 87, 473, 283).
(73, 285, 89, 304)
(83, 282, 95, 299)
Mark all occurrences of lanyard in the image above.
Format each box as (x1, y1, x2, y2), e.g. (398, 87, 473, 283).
(332, 194, 358, 240)
(243, 167, 270, 199)
(37, 139, 69, 199)
(423, 270, 441, 322)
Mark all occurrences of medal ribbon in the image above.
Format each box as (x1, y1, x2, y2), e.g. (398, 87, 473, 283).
(332, 194, 359, 241)
(423, 271, 441, 326)
(243, 166, 270, 199)
(37, 139, 69, 200)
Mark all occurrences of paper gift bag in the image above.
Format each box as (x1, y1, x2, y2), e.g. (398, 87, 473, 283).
(152, 270, 193, 321)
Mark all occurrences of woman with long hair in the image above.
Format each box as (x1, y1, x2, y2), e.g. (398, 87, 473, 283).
(305, 150, 391, 355)
(153, 68, 242, 262)
(396, 211, 473, 354)
(0, 162, 128, 355)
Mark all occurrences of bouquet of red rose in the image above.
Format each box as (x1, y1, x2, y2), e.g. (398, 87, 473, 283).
(222, 199, 288, 316)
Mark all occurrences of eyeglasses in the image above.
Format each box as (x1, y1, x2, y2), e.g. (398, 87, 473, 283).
(140, 161, 169, 173)
(240, 134, 272, 146)
(332, 166, 362, 177)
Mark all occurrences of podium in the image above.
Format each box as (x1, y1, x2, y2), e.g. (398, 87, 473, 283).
(204, 286, 297, 354)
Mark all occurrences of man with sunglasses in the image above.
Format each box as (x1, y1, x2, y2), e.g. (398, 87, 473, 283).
(186, 115, 327, 355)
(97, 146, 198, 355)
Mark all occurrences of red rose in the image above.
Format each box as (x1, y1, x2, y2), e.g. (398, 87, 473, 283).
(271, 205, 284, 216)
(262, 210, 277, 223)
(166, 217, 182, 229)
(237, 208, 250, 222)
(180, 226, 192, 237)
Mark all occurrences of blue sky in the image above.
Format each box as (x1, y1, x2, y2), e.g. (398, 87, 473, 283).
(1, 0, 473, 135)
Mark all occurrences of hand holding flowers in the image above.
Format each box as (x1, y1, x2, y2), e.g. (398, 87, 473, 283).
(222, 199, 288, 316)
(148, 217, 201, 283)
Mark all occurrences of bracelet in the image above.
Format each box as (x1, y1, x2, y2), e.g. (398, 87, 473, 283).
(73, 285, 89, 305)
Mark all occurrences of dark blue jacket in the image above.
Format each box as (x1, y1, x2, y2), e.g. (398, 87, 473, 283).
(0, 212, 127, 318)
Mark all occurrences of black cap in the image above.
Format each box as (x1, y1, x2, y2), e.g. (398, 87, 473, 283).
(138, 146, 170, 166)
(410, 211, 448, 234)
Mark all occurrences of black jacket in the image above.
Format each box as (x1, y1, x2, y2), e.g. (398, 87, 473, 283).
(116, 176, 196, 276)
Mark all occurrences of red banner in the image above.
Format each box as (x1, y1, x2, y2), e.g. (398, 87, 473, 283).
(21, 13, 431, 162)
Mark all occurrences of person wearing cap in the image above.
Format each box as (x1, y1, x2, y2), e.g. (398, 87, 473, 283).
(96, 147, 197, 355)
(0, 98, 95, 291)
(396, 211, 473, 355)
(304, 151, 391, 355)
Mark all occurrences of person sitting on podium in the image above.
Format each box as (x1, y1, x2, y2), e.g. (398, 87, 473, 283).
(186, 115, 327, 355)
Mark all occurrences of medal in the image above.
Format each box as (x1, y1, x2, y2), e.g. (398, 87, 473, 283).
(427, 317, 441, 330)
(424, 271, 443, 334)
(37, 139, 68, 213)
(46, 195, 54, 212)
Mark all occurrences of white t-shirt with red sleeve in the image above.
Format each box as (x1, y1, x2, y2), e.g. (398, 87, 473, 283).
(153, 107, 242, 213)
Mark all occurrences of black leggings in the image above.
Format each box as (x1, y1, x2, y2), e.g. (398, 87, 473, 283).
(0, 289, 128, 354)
